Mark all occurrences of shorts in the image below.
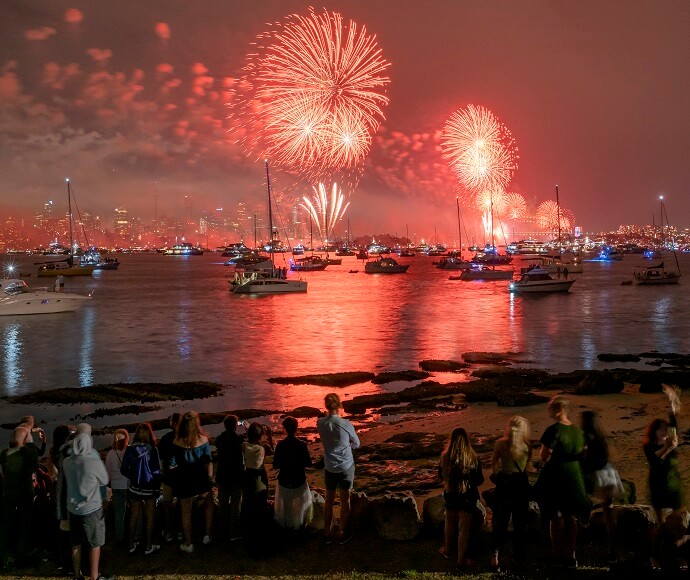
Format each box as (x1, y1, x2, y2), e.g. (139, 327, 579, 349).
(161, 482, 174, 502)
(324, 465, 355, 491)
(69, 508, 105, 548)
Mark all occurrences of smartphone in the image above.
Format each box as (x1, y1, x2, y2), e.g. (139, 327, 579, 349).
(669, 426, 677, 439)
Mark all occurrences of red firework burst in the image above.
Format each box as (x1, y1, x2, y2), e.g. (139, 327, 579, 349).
(234, 8, 390, 176)
(536, 200, 575, 232)
(441, 104, 518, 192)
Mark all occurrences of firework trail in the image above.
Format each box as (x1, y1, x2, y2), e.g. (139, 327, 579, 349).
(441, 104, 518, 193)
(233, 8, 390, 179)
(301, 182, 350, 242)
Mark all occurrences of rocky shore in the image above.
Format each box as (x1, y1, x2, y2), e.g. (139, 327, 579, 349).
(4, 351, 690, 576)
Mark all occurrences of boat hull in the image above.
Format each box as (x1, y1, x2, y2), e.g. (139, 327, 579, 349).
(509, 280, 575, 293)
(364, 264, 409, 274)
(233, 278, 307, 294)
(634, 274, 681, 285)
(459, 270, 514, 281)
(0, 291, 92, 315)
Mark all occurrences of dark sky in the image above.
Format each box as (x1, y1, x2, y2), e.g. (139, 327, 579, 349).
(1, 0, 689, 239)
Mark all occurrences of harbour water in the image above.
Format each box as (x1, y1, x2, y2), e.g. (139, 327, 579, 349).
(1, 252, 689, 416)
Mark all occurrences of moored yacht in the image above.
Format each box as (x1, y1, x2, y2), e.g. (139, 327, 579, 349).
(0, 279, 93, 315)
(508, 267, 575, 293)
(364, 256, 409, 274)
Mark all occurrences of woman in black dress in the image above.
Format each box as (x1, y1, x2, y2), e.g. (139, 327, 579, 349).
(438, 427, 484, 570)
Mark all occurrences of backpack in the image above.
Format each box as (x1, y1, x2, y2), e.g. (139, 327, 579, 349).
(120, 444, 161, 490)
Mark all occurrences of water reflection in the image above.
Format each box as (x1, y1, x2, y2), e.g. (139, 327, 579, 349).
(2, 253, 690, 411)
(79, 306, 95, 385)
(2, 322, 22, 394)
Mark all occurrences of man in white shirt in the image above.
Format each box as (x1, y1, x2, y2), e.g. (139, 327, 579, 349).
(316, 393, 360, 544)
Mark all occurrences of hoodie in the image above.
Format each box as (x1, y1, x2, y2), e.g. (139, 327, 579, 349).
(62, 433, 108, 516)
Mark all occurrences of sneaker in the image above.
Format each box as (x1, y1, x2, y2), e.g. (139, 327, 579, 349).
(164, 533, 173, 543)
(128, 542, 139, 554)
(177, 532, 184, 541)
(179, 543, 194, 554)
(202, 535, 212, 545)
(229, 536, 243, 542)
(324, 534, 334, 545)
(338, 534, 352, 545)
(144, 545, 161, 555)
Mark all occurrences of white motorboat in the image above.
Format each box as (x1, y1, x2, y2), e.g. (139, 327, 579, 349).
(364, 256, 409, 274)
(508, 267, 575, 293)
(0, 279, 93, 315)
(522, 256, 583, 275)
(232, 271, 307, 294)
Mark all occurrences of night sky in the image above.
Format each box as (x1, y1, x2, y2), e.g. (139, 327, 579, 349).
(2, 0, 689, 238)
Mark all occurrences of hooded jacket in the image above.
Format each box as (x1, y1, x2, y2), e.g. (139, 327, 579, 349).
(62, 433, 109, 516)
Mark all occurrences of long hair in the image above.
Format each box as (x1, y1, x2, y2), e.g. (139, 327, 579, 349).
(132, 423, 156, 447)
(177, 411, 205, 448)
(112, 428, 130, 451)
(503, 415, 531, 463)
(441, 428, 478, 492)
(643, 418, 668, 447)
(581, 410, 608, 449)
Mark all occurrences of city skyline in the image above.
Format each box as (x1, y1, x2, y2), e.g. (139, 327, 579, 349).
(2, 1, 690, 233)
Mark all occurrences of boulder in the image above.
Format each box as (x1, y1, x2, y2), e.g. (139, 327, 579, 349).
(422, 493, 445, 532)
(373, 370, 431, 384)
(463, 352, 517, 365)
(496, 392, 550, 407)
(597, 353, 642, 363)
(349, 490, 375, 531)
(307, 491, 325, 531)
(372, 491, 422, 540)
(419, 360, 468, 372)
(573, 371, 625, 395)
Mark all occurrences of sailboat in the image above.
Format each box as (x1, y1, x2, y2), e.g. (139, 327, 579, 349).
(634, 196, 680, 285)
(336, 219, 356, 256)
(437, 198, 470, 270)
(37, 179, 95, 277)
(233, 162, 307, 294)
(398, 224, 415, 257)
(457, 192, 513, 281)
(290, 216, 328, 271)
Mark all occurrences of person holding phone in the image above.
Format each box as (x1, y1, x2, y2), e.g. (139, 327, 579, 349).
(643, 384, 684, 570)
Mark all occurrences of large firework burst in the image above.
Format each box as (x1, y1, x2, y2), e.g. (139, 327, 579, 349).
(504, 192, 527, 220)
(441, 104, 518, 193)
(301, 182, 350, 242)
(235, 8, 390, 177)
(536, 200, 575, 232)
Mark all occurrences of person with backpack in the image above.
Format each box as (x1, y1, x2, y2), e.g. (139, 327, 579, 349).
(120, 423, 161, 555)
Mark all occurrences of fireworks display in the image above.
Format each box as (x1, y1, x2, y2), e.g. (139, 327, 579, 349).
(301, 182, 350, 242)
(504, 192, 527, 220)
(234, 8, 391, 177)
(536, 200, 576, 232)
(441, 104, 518, 193)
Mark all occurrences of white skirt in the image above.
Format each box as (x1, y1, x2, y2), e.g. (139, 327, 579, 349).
(274, 481, 313, 530)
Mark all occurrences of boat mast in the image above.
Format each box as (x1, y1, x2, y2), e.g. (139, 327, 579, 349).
(455, 197, 462, 258)
(555, 184, 562, 256)
(66, 178, 74, 267)
(265, 160, 275, 276)
(490, 191, 495, 270)
(659, 196, 664, 252)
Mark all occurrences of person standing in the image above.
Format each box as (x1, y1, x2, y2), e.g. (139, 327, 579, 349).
(643, 384, 684, 571)
(273, 416, 313, 530)
(105, 429, 129, 544)
(241, 422, 274, 549)
(62, 432, 110, 580)
(439, 427, 484, 570)
(169, 411, 214, 553)
(490, 416, 532, 572)
(158, 412, 180, 542)
(120, 423, 161, 555)
(0, 426, 40, 568)
(316, 393, 360, 544)
(214, 415, 245, 541)
(537, 396, 590, 569)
